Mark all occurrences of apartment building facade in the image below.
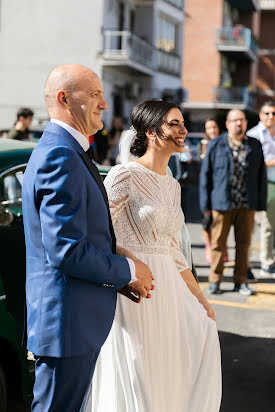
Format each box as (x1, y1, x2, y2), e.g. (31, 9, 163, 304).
(0, 0, 184, 131)
(182, 0, 260, 131)
(257, 0, 275, 106)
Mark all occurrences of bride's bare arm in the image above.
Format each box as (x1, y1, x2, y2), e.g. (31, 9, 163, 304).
(180, 268, 216, 322)
(116, 245, 137, 260)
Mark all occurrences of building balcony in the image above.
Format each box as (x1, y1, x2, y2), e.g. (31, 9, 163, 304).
(214, 86, 256, 110)
(102, 30, 155, 76)
(182, 87, 255, 111)
(217, 27, 258, 62)
(227, 0, 260, 12)
(157, 49, 181, 76)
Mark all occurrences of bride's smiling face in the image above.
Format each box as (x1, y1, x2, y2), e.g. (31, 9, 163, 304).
(154, 108, 188, 154)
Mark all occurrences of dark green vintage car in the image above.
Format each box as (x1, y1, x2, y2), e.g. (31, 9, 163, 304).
(0, 138, 111, 411)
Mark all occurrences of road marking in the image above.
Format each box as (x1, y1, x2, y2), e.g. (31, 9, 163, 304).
(208, 299, 260, 310)
(202, 283, 275, 311)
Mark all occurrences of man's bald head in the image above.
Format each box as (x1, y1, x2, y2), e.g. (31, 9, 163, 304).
(44, 64, 108, 137)
(226, 109, 246, 121)
(44, 64, 97, 114)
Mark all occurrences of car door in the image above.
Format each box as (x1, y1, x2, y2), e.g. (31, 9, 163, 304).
(0, 164, 27, 330)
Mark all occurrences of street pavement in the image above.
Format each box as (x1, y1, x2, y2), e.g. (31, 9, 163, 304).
(188, 221, 275, 412)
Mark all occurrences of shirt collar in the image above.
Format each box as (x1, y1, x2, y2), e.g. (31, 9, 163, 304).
(258, 121, 267, 133)
(257, 121, 275, 137)
(50, 119, 90, 151)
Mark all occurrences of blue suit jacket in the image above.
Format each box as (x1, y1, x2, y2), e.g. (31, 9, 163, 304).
(22, 122, 131, 358)
(199, 133, 267, 212)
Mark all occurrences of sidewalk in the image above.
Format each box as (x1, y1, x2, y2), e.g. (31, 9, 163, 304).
(188, 222, 275, 412)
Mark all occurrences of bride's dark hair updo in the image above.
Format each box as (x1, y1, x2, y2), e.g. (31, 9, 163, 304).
(130, 99, 181, 157)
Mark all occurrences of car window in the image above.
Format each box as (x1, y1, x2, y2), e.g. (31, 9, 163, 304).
(0, 167, 26, 204)
(1, 171, 23, 202)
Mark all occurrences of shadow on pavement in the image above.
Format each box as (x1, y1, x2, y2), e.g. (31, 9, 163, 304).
(219, 331, 275, 412)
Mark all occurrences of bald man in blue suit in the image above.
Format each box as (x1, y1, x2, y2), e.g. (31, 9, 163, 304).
(22, 64, 154, 411)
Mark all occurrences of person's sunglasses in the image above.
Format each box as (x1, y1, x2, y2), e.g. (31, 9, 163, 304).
(262, 111, 275, 116)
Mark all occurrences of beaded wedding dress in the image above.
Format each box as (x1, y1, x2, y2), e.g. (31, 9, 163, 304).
(84, 161, 222, 412)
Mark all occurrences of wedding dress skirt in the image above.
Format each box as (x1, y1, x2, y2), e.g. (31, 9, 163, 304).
(84, 162, 222, 412)
(85, 248, 221, 412)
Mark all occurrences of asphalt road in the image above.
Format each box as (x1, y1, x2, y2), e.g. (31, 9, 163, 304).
(184, 183, 275, 412)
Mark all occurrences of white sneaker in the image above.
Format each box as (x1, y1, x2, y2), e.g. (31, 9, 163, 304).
(258, 268, 275, 279)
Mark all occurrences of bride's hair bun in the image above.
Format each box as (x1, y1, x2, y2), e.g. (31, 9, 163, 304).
(130, 98, 181, 158)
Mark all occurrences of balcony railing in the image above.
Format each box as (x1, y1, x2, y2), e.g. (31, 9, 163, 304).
(214, 86, 256, 109)
(103, 30, 155, 71)
(217, 27, 258, 61)
(157, 49, 181, 76)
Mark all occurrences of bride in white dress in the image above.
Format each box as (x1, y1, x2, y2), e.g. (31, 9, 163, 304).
(84, 99, 222, 412)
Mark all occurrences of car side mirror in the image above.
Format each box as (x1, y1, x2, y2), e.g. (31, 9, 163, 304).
(0, 208, 14, 226)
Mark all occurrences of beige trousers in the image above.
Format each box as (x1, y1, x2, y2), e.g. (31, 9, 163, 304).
(210, 208, 255, 284)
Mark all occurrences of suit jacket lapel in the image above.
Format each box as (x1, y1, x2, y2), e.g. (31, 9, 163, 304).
(42, 122, 117, 253)
(80, 151, 109, 208)
(80, 152, 117, 253)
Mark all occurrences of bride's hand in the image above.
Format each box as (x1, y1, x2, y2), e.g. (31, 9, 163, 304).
(203, 301, 216, 322)
(197, 294, 216, 322)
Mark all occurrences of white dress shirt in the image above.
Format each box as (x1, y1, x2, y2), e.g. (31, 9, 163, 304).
(50, 119, 136, 283)
(247, 121, 275, 182)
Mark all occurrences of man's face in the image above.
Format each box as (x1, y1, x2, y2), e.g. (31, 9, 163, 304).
(69, 72, 108, 136)
(226, 110, 247, 139)
(259, 105, 275, 130)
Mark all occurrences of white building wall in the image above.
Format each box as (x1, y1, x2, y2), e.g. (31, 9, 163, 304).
(0, 0, 184, 131)
(0, 0, 104, 129)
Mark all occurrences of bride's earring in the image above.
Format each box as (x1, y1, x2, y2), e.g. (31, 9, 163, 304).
(152, 137, 156, 145)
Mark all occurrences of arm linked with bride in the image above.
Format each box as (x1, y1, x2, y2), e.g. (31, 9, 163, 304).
(116, 245, 155, 303)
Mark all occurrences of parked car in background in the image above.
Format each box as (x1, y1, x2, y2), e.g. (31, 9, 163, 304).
(0, 139, 36, 411)
(0, 138, 111, 410)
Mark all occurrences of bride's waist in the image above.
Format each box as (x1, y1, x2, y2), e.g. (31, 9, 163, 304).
(121, 243, 171, 256)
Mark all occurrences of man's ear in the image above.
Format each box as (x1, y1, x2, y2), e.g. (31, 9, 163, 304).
(56, 90, 68, 107)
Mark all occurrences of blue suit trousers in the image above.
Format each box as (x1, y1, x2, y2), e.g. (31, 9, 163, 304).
(31, 351, 99, 412)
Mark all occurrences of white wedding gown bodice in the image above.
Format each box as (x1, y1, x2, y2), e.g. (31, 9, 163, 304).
(84, 162, 222, 412)
(105, 162, 188, 269)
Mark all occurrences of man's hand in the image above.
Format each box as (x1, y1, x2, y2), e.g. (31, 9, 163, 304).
(129, 259, 155, 299)
(119, 258, 155, 303)
(118, 285, 142, 303)
(116, 246, 155, 302)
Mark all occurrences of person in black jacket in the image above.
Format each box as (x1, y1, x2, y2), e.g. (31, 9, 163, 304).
(200, 109, 267, 295)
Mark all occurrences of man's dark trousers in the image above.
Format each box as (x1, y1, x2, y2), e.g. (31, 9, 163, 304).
(32, 351, 99, 412)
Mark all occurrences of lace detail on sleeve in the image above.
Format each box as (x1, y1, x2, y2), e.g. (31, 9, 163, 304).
(171, 232, 189, 272)
(104, 165, 132, 224)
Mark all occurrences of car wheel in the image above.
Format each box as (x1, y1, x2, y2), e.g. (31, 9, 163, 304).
(0, 364, 7, 412)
